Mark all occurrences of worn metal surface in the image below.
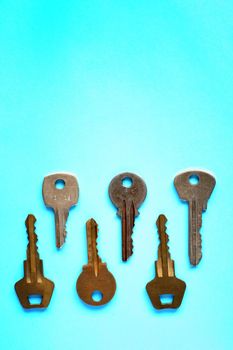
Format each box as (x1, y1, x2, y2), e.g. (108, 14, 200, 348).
(42, 173, 79, 248)
(76, 219, 116, 306)
(146, 215, 186, 310)
(109, 172, 147, 261)
(174, 170, 216, 266)
(15, 215, 54, 309)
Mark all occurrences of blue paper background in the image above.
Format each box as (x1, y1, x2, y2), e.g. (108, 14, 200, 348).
(0, 1, 233, 349)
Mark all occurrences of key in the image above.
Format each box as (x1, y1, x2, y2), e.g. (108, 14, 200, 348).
(174, 170, 216, 266)
(42, 173, 79, 248)
(15, 214, 54, 309)
(146, 215, 186, 309)
(76, 218, 116, 306)
(108, 172, 147, 261)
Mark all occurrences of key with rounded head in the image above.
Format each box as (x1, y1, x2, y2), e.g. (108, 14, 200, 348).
(174, 170, 216, 266)
(15, 214, 54, 309)
(109, 172, 147, 262)
(76, 219, 116, 306)
(42, 173, 79, 248)
(146, 215, 186, 310)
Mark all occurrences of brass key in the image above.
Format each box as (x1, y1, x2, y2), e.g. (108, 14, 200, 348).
(76, 219, 116, 306)
(146, 215, 186, 309)
(15, 215, 54, 309)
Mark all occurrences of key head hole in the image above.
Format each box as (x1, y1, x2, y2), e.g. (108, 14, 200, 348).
(55, 179, 66, 190)
(122, 177, 133, 188)
(189, 174, 199, 186)
(28, 294, 43, 305)
(159, 294, 174, 305)
(92, 290, 103, 302)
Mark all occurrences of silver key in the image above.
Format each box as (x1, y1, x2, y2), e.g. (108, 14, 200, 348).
(174, 170, 215, 266)
(42, 173, 79, 248)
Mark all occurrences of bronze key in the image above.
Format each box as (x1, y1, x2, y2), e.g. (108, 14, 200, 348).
(15, 215, 54, 309)
(146, 215, 186, 309)
(109, 172, 147, 261)
(76, 219, 116, 306)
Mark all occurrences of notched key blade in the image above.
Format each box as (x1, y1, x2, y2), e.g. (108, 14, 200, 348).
(15, 215, 54, 309)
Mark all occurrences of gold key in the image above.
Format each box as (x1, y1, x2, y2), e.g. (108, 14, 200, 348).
(76, 219, 116, 306)
(146, 215, 186, 309)
(15, 215, 54, 309)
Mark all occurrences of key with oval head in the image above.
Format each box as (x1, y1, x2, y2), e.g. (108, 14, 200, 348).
(146, 215, 186, 310)
(15, 215, 54, 309)
(76, 219, 116, 306)
(109, 172, 147, 262)
(42, 173, 79, 248)
(174, 170, 216, 266)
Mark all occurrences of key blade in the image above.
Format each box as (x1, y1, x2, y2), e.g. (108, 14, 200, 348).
(54, 208, 68, 248)
(189, 200, 202, 265)
(86, 218, 102, 276)
(121, 200, 135, 261)
(156, 215, 174, 278)
(25, 214, 40, 281)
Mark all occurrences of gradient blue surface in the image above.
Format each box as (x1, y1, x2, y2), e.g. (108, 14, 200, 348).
(0, 1, 233, 349)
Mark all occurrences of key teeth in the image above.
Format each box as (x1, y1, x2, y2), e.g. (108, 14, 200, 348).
(87, 218, 102, 264)
(25, 215, 39, 255)
(196, 231, 202, 262)
(156, 214, 173, 263)
(93, 220, 101, 263)
(190, 231, 202, 265)
(157, 215, 170, 245)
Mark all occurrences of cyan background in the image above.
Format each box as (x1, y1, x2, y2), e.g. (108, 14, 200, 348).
(0, 1, 233, 349)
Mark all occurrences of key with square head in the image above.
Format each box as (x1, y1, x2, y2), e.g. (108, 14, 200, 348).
(42, 173, 79, 248)
(174, 170, 216, 266)
(146, 215, 186, 309)
(109, 172, 147, 262)
(76, 218, 116, 306)
(15, 214, 54, 309)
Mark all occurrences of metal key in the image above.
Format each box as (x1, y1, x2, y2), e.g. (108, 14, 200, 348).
(109, 172, 147, 261)
(146, 215, 186, 310)
(76, 218, 116, 306)
(42, 173, 79, 248)
(15, 214, 54, 309)
(174, 170, 216, 266)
